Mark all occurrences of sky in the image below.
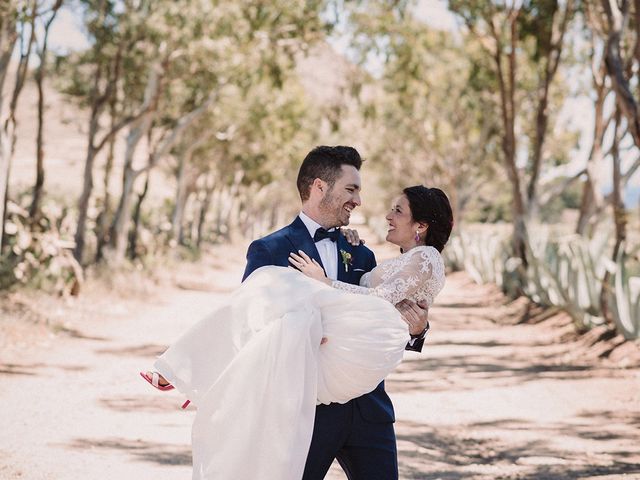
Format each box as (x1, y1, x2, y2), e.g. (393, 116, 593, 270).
(48, 5, 90, 54)
(43, 0, 640, 206)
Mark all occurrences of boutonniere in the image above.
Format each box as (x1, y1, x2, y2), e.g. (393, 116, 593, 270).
(339, 249, 353, 272)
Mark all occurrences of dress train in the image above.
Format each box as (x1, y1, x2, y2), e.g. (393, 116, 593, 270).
(154, 266, 409, 480)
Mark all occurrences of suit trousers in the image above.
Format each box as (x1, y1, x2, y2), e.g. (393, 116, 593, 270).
(301, 400, 398, 480)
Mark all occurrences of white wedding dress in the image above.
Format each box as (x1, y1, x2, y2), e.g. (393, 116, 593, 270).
(154, 245, 445, 480)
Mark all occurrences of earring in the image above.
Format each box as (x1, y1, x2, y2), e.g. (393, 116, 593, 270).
(415, 230, 420, 243)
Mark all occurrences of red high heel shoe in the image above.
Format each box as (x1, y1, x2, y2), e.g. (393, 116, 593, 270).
(140, 371, 174, 391)
(140, 372, 191, 409)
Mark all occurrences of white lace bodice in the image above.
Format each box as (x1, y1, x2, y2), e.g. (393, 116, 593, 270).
(331, 246, 445, 307)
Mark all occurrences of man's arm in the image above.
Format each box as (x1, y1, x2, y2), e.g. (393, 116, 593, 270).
(242, 240, 274, 282)
(396, 299, 430, 353)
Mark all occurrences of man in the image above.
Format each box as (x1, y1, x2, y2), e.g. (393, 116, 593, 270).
(242, 145, 429, 480)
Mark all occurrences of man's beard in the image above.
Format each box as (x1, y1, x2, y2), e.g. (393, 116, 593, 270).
(319, 189, 346, 227)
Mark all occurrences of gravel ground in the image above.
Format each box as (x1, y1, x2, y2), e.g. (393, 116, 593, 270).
(1, 243, 639, 480)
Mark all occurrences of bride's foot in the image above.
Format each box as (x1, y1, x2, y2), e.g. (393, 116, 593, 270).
(140, 371, 174, 391)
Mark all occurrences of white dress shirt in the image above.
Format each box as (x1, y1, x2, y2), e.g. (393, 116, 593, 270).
(299, 211, 338, 280)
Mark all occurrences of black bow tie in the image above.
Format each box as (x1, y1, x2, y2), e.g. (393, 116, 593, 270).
(314, 227, 339, 243)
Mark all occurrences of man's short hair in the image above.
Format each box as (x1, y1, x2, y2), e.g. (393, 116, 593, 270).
(296, 146, 362, 201)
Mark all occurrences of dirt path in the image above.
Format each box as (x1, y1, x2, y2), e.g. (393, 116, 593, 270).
(1, 244, 639, 480)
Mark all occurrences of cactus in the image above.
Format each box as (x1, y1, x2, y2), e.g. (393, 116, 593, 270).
(613, 244, 640, 339)
(444, 226, 639, 339)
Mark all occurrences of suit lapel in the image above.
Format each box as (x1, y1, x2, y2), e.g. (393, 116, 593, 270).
(285, 216, 326, 271)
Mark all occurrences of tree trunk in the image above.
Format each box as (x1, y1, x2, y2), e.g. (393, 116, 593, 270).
(526, 0, 573, 217)
(195, 174, 215, 248)
(0, 132, 10, 252)
(74, 140, 98, 263)
(30, 0, 63, 221)
(109, 61, 163, 262)
(128, 172, 150, 260)
(171, 135, 209, 244)
(171, 153, 188, 243)
(72, 4, 149, 263)
(491, 11, 528, 267)
(74, 53, 107, 263)
(110, 165, 139, 260)
(611, 132, 627, 263)
(0, 5, 23, 252)
(180, 188, 196, 246)
(223, 171, 244, 241)
(576, 88, 608, 234)
(602, 0, 640, 147)
(95, 101, 118, 262)
(600, 109, 626, 327)
(31, 56, 46, 221)
(111, 90, 216, 262)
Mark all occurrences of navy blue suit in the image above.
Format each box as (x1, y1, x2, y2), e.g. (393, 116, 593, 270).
(242, 216, 423, 480)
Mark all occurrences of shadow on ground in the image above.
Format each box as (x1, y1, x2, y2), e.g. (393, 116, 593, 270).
(396, 419, 640, 479)
(0, 362, 88, 377)
(99, 395, 184, 414)
(386, 353, 606, 394)
(96, 343, 167, 357)
(52, 325, 110, 341)
(65, 437, 191, 466)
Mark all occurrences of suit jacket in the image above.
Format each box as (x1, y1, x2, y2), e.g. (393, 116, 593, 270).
(242, 216, 423, 423)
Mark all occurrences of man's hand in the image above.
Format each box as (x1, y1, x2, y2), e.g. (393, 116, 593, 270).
(396, 299, 429, 336)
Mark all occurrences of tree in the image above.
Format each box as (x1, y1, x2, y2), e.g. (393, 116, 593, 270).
(0, 1, 32, 252)
(448, 0, 575, 268)
(575, 2, 640, 235)
(105, 0, 328, 262)
(582, 0, 640, 327)
(576, 6, 611, 235)
(343, 6, 502, 226)
(30, 0, 64, 221)
(66, 0, 162, 263)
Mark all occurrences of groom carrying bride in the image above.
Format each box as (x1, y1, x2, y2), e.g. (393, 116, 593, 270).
(243, 145, 430, 480)
(145, 143, 450, 479)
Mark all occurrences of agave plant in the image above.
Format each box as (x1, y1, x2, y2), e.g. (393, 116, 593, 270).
(523, 232, 608, 330)
(612, 244, 640, 339)
(444, 225, 639, 339)
(443, 229, 509, 286)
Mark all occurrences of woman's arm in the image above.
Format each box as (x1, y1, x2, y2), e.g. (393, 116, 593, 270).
(288, 250, 332, 285)
(290, 248, 435, 305)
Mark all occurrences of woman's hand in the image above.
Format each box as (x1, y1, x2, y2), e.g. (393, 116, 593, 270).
(340, 228, 364, 246)
(289, 250, 331, 285)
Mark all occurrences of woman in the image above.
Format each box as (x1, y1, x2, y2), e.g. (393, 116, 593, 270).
(142, 185, 453, 480)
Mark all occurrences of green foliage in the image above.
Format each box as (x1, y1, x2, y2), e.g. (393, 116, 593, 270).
(342, 2, 504, 224)
(449, 0, 579, 216)
(538, 178, 582, 222)
(7, 0, 640, 336)
(464, 190, 513, 223)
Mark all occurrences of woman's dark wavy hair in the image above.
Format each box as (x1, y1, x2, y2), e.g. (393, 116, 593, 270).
(403, 185, 453, 252)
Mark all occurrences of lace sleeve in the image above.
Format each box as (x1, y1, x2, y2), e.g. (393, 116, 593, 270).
(331, 248, 436, 305)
